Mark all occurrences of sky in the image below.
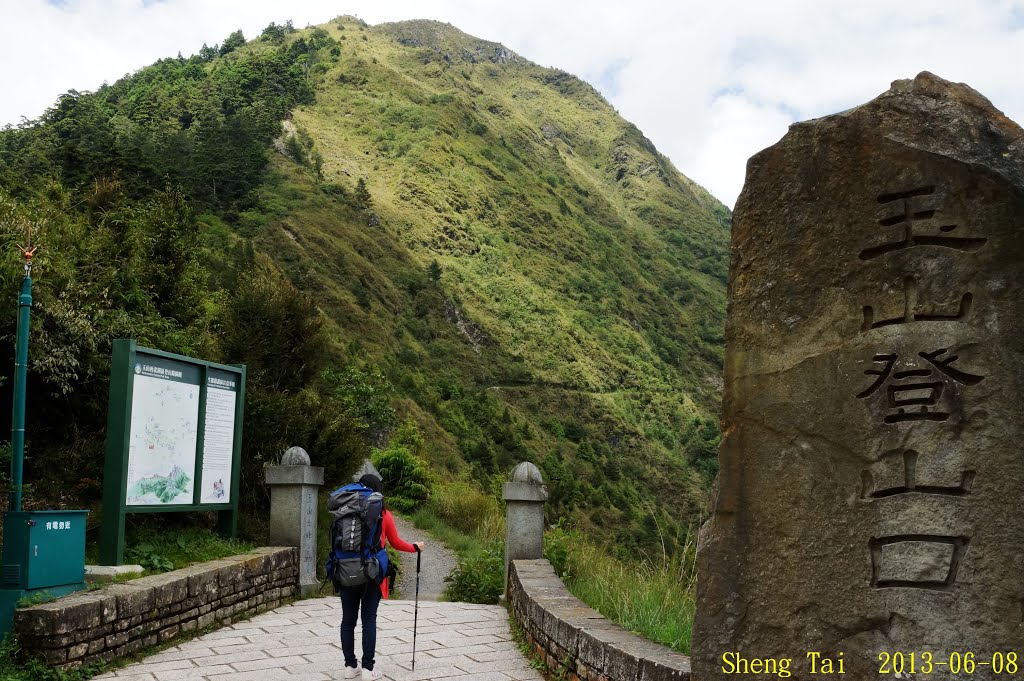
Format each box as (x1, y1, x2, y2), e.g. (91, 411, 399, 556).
(1, 0, 1022, 207)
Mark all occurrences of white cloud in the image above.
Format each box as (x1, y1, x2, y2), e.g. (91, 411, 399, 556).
(1, 0, 1022, 207)
(686, 94, 792, 209)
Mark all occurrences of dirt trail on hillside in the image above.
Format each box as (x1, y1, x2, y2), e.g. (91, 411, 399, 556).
(389, 514, 459, 601)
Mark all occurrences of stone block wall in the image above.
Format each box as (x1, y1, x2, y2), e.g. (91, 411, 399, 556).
(13, 547, 297, 669)
(508, 559, 691, 681)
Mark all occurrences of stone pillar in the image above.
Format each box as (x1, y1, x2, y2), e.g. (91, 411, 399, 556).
(266, 446, 324, 597)
(693, 72, 1024, 679)
(352, 458, 381, 482)
(503, 462, 548, 592)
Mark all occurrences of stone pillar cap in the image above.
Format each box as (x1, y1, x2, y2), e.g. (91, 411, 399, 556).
(282, 446, 311, 466)
(510, 461, 544, 484)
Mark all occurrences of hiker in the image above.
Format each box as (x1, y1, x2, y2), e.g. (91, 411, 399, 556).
(339, 473, 425, 680)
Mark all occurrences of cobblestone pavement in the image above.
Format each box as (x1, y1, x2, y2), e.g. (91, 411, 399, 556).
(94, 597, 545, 681)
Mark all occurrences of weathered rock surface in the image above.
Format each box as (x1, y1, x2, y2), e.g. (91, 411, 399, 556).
(693, 72, 1024, 680)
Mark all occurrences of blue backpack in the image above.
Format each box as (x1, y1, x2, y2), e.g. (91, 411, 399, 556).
(325, 482, 390, 590)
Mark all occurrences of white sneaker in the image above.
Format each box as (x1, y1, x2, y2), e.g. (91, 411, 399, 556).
(361, 668, 382, 680)
(342, 666, 360, 679)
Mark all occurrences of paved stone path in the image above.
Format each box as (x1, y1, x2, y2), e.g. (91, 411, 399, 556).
(94, 597, 545, 681)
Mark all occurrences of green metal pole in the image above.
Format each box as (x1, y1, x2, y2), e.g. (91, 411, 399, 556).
(9, 270, 31, 513)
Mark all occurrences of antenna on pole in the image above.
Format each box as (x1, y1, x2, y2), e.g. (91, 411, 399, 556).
(16, 220, 38, 277)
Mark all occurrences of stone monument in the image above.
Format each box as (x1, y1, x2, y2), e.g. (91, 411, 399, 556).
(503, 462, 548, 593)
(266, 446, 324, 597)
(693, 72, 1024, 679)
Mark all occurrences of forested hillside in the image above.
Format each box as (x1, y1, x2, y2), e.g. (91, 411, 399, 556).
(0, 17, 729, 557)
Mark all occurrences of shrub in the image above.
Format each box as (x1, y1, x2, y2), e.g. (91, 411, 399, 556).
(373, 443, 432, 513)
(120, 525, 254, 574)
(543, 521, 572, 579)
(444, 541, 504, 604)
(323, 363, 397, 437)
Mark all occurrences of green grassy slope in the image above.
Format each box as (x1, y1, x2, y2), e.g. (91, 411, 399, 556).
(257, 18, 729, 550)
(0, 17, 728, 557)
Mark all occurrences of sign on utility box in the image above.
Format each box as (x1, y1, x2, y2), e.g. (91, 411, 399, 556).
(99, 340, 246, 565)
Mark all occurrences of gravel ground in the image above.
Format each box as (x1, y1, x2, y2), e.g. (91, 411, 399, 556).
(389, 514, 459, 601)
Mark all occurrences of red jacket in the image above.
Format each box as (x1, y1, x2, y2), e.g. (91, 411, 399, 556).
(379, 509, 416, 599)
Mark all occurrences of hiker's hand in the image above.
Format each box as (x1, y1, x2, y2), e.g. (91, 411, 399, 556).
(414, 542, 425, 551)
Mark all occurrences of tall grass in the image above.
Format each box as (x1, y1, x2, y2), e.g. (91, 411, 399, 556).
(544, 523, 697, 654)
(409, 507, 478, 555)
(422, 481, 504, 540)
(406, 481, 698, 652)
(405, 480, 506, 603)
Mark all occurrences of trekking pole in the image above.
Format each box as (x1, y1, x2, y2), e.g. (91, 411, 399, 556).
(412, 545, 422, 671)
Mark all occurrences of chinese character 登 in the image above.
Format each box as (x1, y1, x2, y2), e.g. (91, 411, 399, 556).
(856, 349, 984, 424)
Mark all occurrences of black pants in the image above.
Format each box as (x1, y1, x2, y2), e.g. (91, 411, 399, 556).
(340, 583, 382, 670)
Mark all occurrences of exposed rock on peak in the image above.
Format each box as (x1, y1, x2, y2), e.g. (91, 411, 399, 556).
(376, 19, 523, 66)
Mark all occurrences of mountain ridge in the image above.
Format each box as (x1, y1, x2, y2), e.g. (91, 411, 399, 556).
(0, 15, 729, 554)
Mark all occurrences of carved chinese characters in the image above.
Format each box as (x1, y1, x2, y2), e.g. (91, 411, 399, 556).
(693, 73, 1024, 680)
(857, 182, 987, 600)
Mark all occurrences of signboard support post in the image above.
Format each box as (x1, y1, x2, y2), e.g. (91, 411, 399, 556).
(99, 340, 134, 566)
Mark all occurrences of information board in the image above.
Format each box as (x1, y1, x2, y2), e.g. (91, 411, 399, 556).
(99, 340, 246, 565)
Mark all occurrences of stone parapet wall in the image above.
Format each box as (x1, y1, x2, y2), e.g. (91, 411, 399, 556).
(14, 547, 297, 669)
(508, 559, 690, 681)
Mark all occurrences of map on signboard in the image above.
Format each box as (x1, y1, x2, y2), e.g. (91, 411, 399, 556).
(126, 365, 200, 506)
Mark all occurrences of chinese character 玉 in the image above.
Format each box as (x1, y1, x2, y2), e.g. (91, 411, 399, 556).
(860, 185, 987, 261)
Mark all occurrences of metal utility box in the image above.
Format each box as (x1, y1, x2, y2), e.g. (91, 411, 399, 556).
(1, 510, 87, 590)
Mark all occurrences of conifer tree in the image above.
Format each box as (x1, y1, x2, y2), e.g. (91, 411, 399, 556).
(354, 178, 372, 210)
(427, 259, 442, 283)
